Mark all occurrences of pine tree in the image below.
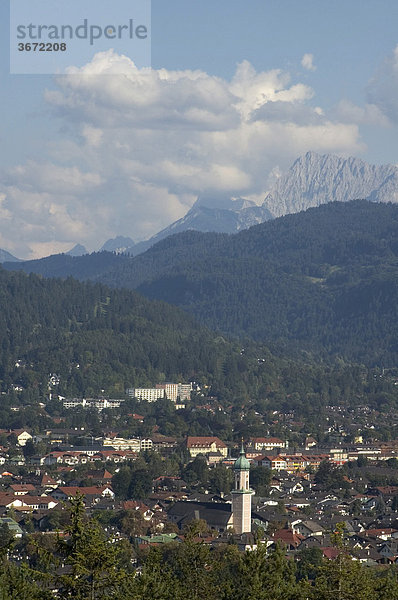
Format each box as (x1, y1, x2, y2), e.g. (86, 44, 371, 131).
(125, 547, 179, 600)
(232, 543, 307, 600)
(56, 495, 128, 600)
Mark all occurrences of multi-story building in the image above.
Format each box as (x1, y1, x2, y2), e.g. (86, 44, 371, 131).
(156, 382, 192, 402)
(0, 429, 32, 447)
(261, 455, 288, 471)
(140, 438, 153, 451)
(177, 383, 192, 401)
(103, 437, 141, 452)
(186, 436, 228, 458)
(127, 382, 192, 403)
(62, 398, 124, 411)
(132, 388, 165, 403)
(250, 437, 287, 451)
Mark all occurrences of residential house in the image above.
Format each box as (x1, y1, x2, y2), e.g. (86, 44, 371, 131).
(249, 437, 287, 451)
(0, 429, 32, 446)
(261, 456, 287, 471)
(52, 486, 115, 502)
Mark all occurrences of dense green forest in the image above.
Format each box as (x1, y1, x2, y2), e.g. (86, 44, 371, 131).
(2, 265, 398, 443)
(0, 267, 238, 399)
(6, 200, 398, 365)
(106, 200, 398, 366)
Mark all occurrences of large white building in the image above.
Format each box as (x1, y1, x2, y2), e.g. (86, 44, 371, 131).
(186, 436, 228, 458)
(250, 437, 287, 451)
(132, 388, 165, 402)
(129, 382, 192, 403)
(63, 398, 124, 411)
(156, 382, 192, 402)
(103, 437, 141, 452)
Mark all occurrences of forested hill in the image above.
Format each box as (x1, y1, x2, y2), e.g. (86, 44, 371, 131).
(5, 200, 398, 365)
(4, 250, 127, 280)
(99, 200, 398, 366)
(2, 267, 384, 415)
(0, 268, 242, 398)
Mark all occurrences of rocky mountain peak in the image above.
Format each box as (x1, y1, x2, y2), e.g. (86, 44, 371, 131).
(263, 152, 398, 217)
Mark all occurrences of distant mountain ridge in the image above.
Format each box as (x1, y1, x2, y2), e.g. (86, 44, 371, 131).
(100, 236, 135, 254)
(262, 151, 398, 217)
(0, 249, 20, 263)
(128, 152, 398, 255)
(5, 200, 398, 365)
(129, 196, 273, 255)
(66, 244, 87, 257)
(5, 151, 398, 267)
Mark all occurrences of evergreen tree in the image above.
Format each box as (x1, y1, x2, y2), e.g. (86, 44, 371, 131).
(56, 495, 128, 599)
(233, 543, 307, 600)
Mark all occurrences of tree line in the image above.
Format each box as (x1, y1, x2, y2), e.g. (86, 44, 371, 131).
(1, 497, 398, 600)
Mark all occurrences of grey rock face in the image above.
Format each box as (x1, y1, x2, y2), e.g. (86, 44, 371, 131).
(129, 152, 398, 257)
(263, 151, 398, 217)
(129, 196, 273, 256)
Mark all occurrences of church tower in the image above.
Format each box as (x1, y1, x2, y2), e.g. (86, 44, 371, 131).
(231, 442, 254, 534)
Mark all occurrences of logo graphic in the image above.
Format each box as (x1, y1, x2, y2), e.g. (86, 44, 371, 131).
(10, 0, 151, 75)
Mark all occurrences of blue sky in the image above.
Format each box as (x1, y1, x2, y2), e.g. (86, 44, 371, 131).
(0, 0, 398, 258)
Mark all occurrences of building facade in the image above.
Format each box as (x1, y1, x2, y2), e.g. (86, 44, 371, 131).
(186, 436, 228, 458)
(132, 388, 165, 402)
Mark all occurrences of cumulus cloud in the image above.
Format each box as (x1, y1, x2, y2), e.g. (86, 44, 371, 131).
(252, 101, 324, 125)
(301, 53, 316, 71)
(333, 99, 390, 127)
(0, 50, 364, 258)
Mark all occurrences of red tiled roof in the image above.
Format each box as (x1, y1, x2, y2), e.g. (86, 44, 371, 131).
(41, 474, 58, 485)
(10, 484, 36, 492)
(57, 485, 113, 497)
(252, 437, 284, 444)
(21, 496, 58, 505)
(85, 469, 113, 480)
(186, 436, 226, 449)
(322, 547, 340, 560)
(0, 493, 18, 506)
(366, 528, 397, 537)
(273, 529, 303, 546)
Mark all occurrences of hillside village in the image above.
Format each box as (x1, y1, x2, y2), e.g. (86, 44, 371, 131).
(4, 397, 398, 568)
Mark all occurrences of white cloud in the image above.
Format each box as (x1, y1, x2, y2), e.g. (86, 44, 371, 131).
(0, 51, 364, 258)
(333, 99, 390, 127)
(7, 161, 103, 194)
(367, 44, 398, 124)
(301, 53, 316, 71)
